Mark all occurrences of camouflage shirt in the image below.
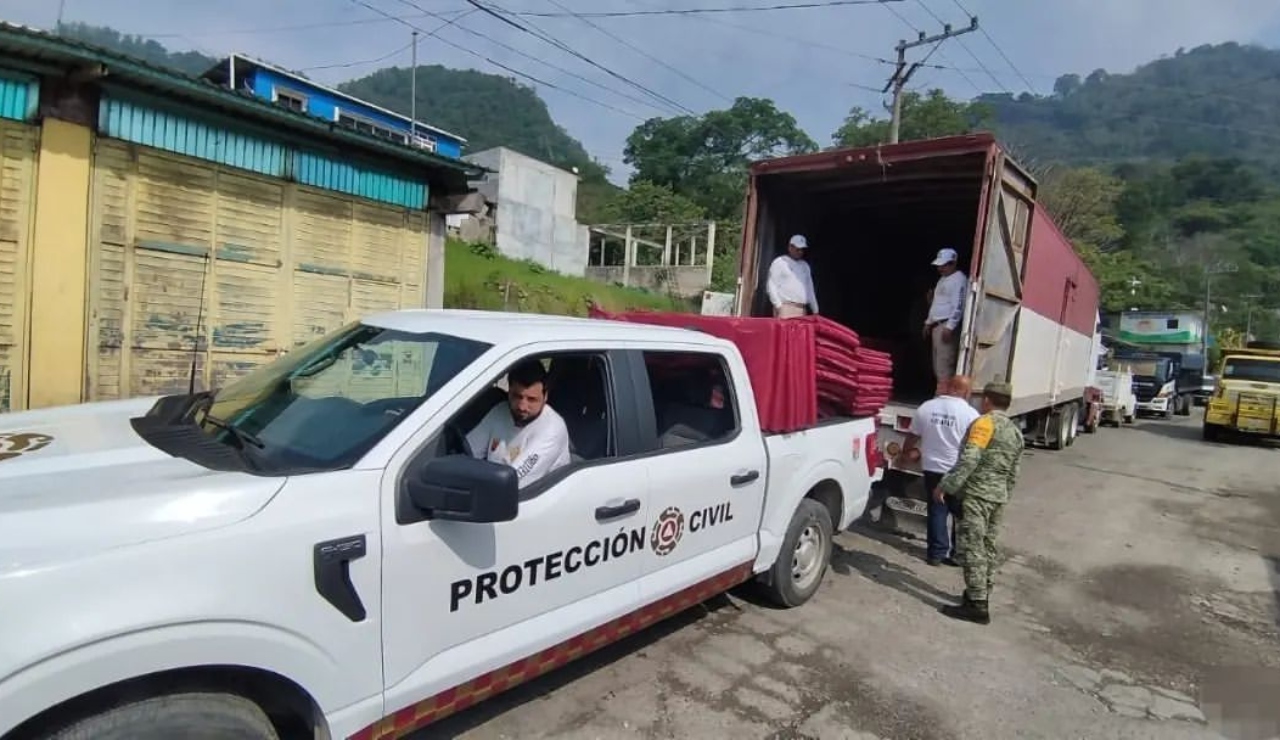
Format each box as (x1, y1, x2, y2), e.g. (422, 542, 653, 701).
(938, 410, 1024, 504)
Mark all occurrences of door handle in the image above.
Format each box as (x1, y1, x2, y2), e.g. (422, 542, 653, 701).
(730, 470, 761, 487)
(595, 498, 641, 521)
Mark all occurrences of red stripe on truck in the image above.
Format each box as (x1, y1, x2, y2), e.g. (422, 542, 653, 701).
(1021, 207, 1099, 338)
(349, 562, 756, 740)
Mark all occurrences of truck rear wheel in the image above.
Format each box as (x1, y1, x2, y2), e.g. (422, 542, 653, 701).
(760, 499, 833, 608)
(46, 693, 279, 740)
(1202, 423, 1225, 443)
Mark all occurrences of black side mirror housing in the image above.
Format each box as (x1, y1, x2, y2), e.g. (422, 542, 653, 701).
(406, 455, 519, 523)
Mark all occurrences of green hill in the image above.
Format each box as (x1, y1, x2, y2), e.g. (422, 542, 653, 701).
(985, 42, 1280, 171)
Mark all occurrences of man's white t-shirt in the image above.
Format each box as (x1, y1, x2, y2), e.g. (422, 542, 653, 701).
(466, 403, 572, 488)
(910, 394, 981, 474)
(766, 255, 819, 313)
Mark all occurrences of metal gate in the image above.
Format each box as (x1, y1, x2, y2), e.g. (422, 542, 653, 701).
(0, 120, 37, 413)
(86, 140, 428, 401)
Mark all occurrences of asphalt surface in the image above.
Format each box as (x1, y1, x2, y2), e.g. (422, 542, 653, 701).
(422, 415, 1280, 740)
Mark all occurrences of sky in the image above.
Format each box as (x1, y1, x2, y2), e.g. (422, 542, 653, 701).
(4, 0, 1280, 182)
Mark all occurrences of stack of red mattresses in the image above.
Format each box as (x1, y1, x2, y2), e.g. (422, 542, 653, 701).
(588, 306, 893, 434)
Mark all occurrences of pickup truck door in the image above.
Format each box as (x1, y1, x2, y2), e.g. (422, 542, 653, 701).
(374, 347, 652, 732)
(631, 347, 768, 602)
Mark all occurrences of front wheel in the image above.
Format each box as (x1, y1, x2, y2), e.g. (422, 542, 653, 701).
(47, 693, 279, 740)
(759, 498, 834, 608)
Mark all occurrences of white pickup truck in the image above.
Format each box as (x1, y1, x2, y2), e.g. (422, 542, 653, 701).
(0, 310, 879, 740)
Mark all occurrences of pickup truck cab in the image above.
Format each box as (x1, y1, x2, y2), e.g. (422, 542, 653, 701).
(0, 309, 878, 740)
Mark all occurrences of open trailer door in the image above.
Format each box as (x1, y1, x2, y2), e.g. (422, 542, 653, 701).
(958, 149, 1036, 390)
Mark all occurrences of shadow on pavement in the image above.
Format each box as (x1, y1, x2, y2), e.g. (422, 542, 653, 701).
(1133, 418, 1280, 449)
(412, 593, 738, 739)
(830, 531, 958, 610)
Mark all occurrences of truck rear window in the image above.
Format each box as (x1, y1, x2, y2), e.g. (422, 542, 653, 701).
(1222, 358, 1280, 384)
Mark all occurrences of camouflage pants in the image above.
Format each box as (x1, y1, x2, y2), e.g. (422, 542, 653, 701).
(958, 496, 1005, 602)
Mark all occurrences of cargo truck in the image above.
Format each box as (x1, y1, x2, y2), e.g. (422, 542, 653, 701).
(1203, 342, 1280, 442)
(1107, 310, 1207, 416)
(735, 133, 1102, 521)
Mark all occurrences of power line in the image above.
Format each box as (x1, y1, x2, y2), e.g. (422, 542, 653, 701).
(131, 11, 474, 39)
(298, 40, 414, 72)
(941, 0, 1035, 92)
(882, 16, 979, 142)
(536, 0, 733, 104)
(881, 1, 983, 94)
(514, 0, 906, 17)
(913, 0, 1007, 92)
(344, 0, 647, 120)
(461, 0, 695, 114)
(388, 0, 672, 114)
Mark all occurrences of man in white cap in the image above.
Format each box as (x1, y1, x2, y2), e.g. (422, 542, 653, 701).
(766, 234, 818, 319)
(923, 247, 968, 392)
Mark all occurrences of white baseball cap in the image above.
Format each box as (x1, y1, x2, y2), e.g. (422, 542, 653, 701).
(789, 234, 809, 249)
(931, 247, 958, 266)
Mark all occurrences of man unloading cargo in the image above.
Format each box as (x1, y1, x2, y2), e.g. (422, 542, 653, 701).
(901, 375, 979, 567)
(923, 247, 968, 393)
(766, 234, 818, 318)
(935, 381, 1023, 626)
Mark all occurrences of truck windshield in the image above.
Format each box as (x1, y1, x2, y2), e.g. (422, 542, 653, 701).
(1128, 360, 1164, 378)
(200, 322, 491, 473)
(1221, 357, 1280, 384)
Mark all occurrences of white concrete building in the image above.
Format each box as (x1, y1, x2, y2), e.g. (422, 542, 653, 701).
(455, 147, 589, 276)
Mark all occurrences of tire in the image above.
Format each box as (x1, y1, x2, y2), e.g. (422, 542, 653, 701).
(1177, 396, 1192, 416)
(1123, 410, 1135, 425)
(760, 498, 834, 608)
(1203, 423, 1225, 443)
(1046, 410, 1068, 450)
(47, 693, 279, 740)
(1065, 405, 1080, 446)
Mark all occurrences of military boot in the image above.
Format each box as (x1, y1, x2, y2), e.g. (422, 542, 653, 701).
(940, 598, 990, 625)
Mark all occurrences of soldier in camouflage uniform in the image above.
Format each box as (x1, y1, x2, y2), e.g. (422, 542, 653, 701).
(934, 381, 1023, 625)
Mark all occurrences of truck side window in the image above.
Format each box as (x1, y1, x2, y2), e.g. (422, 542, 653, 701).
(641, 351, 739, 449)
(437, 352, 616, 467)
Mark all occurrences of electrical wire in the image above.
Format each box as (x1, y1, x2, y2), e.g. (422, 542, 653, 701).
(344, 0, 647, 119)
(460, 0, 695, 114)
(298, 10, 479, 72)
(389, 0, 674, 114)
(944, 0, 1036, 92)
(533, 0, 733, 104)
(882, 1, 983, 93)
(513, 0, 906, 17)
(913, 0, 1007, 92)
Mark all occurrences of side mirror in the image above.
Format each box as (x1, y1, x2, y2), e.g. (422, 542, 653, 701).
(406, 455, 519, 523)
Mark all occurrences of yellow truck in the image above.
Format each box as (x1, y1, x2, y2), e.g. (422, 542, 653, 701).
(1202, 343, 1280, 442)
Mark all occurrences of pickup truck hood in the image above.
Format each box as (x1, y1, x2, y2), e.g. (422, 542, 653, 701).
(0, 398, 285, 574)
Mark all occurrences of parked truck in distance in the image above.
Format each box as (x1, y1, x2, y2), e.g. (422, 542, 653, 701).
(734, 133, 1102, 522)
(1203, 342, 1280, 442)
(0, 310, 879, 740)
(1105, 310, 1207, 418)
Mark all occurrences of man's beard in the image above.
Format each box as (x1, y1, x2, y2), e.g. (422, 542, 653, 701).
(510, 408, 541, 428)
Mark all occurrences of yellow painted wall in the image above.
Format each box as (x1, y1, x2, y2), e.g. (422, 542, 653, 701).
(86, 140, 430, 401)
(0, 120, 38, 413)
(27, 118, 91, 409)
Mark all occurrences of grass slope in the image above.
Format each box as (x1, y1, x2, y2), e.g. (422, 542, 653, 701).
(444, 240, 691, 316)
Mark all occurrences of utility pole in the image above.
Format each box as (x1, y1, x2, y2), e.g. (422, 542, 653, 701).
(884, 16, 979, 143)
(1203, 261, 1238, 357)
(1243, 293, 1263, 342)
(409, 31, 419, 143)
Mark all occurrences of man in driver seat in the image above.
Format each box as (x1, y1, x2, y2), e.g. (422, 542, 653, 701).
(465, 359, 572, 488)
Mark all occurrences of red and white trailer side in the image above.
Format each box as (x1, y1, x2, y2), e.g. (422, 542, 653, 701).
(734, 133, 1102, 516)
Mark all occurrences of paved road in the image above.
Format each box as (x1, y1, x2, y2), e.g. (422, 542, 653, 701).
(424, 417, 1280, 740)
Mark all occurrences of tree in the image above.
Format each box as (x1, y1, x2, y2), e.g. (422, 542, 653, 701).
(1038, 167, 1126, 252)
(623, 97, 817, 220)
(597, 181, 705, 224)
(831, 89, 992, 148)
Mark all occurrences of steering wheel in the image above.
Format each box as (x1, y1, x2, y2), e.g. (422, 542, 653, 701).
(443, 422, 474, 458)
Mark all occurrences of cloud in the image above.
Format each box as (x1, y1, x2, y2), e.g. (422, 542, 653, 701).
(6, 0, 1280, 183)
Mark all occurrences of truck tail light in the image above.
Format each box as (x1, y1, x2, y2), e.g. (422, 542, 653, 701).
(863, 432, 884, 476)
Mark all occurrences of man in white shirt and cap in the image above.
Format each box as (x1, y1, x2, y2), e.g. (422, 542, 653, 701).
(466, 359, 572, 488)
(923, 247, 969, 393)
(766, 234, 818, 319)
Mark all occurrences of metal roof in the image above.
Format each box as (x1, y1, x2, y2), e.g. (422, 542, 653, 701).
(0, 22, 487, 194)
(205, 54, 468, 144)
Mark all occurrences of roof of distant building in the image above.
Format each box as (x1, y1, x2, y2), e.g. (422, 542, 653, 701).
(203, 54, 467, 144)
(0, 22, 485, 194)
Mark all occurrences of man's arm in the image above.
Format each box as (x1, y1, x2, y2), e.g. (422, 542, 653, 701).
(507, 420, 571, 488)
(803, 265, 819, 314)
(464, 406, 498, 459)
(945, 274, 968, 331)
(1006, 440, 1023, 494)
(765, 259, 784, 309)
(939, 414, 993, 495)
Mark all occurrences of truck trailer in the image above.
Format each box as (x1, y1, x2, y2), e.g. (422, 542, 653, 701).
(735, 133, 1102, 519)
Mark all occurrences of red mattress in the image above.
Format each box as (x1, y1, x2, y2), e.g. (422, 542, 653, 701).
(588, 307, 894, 433)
